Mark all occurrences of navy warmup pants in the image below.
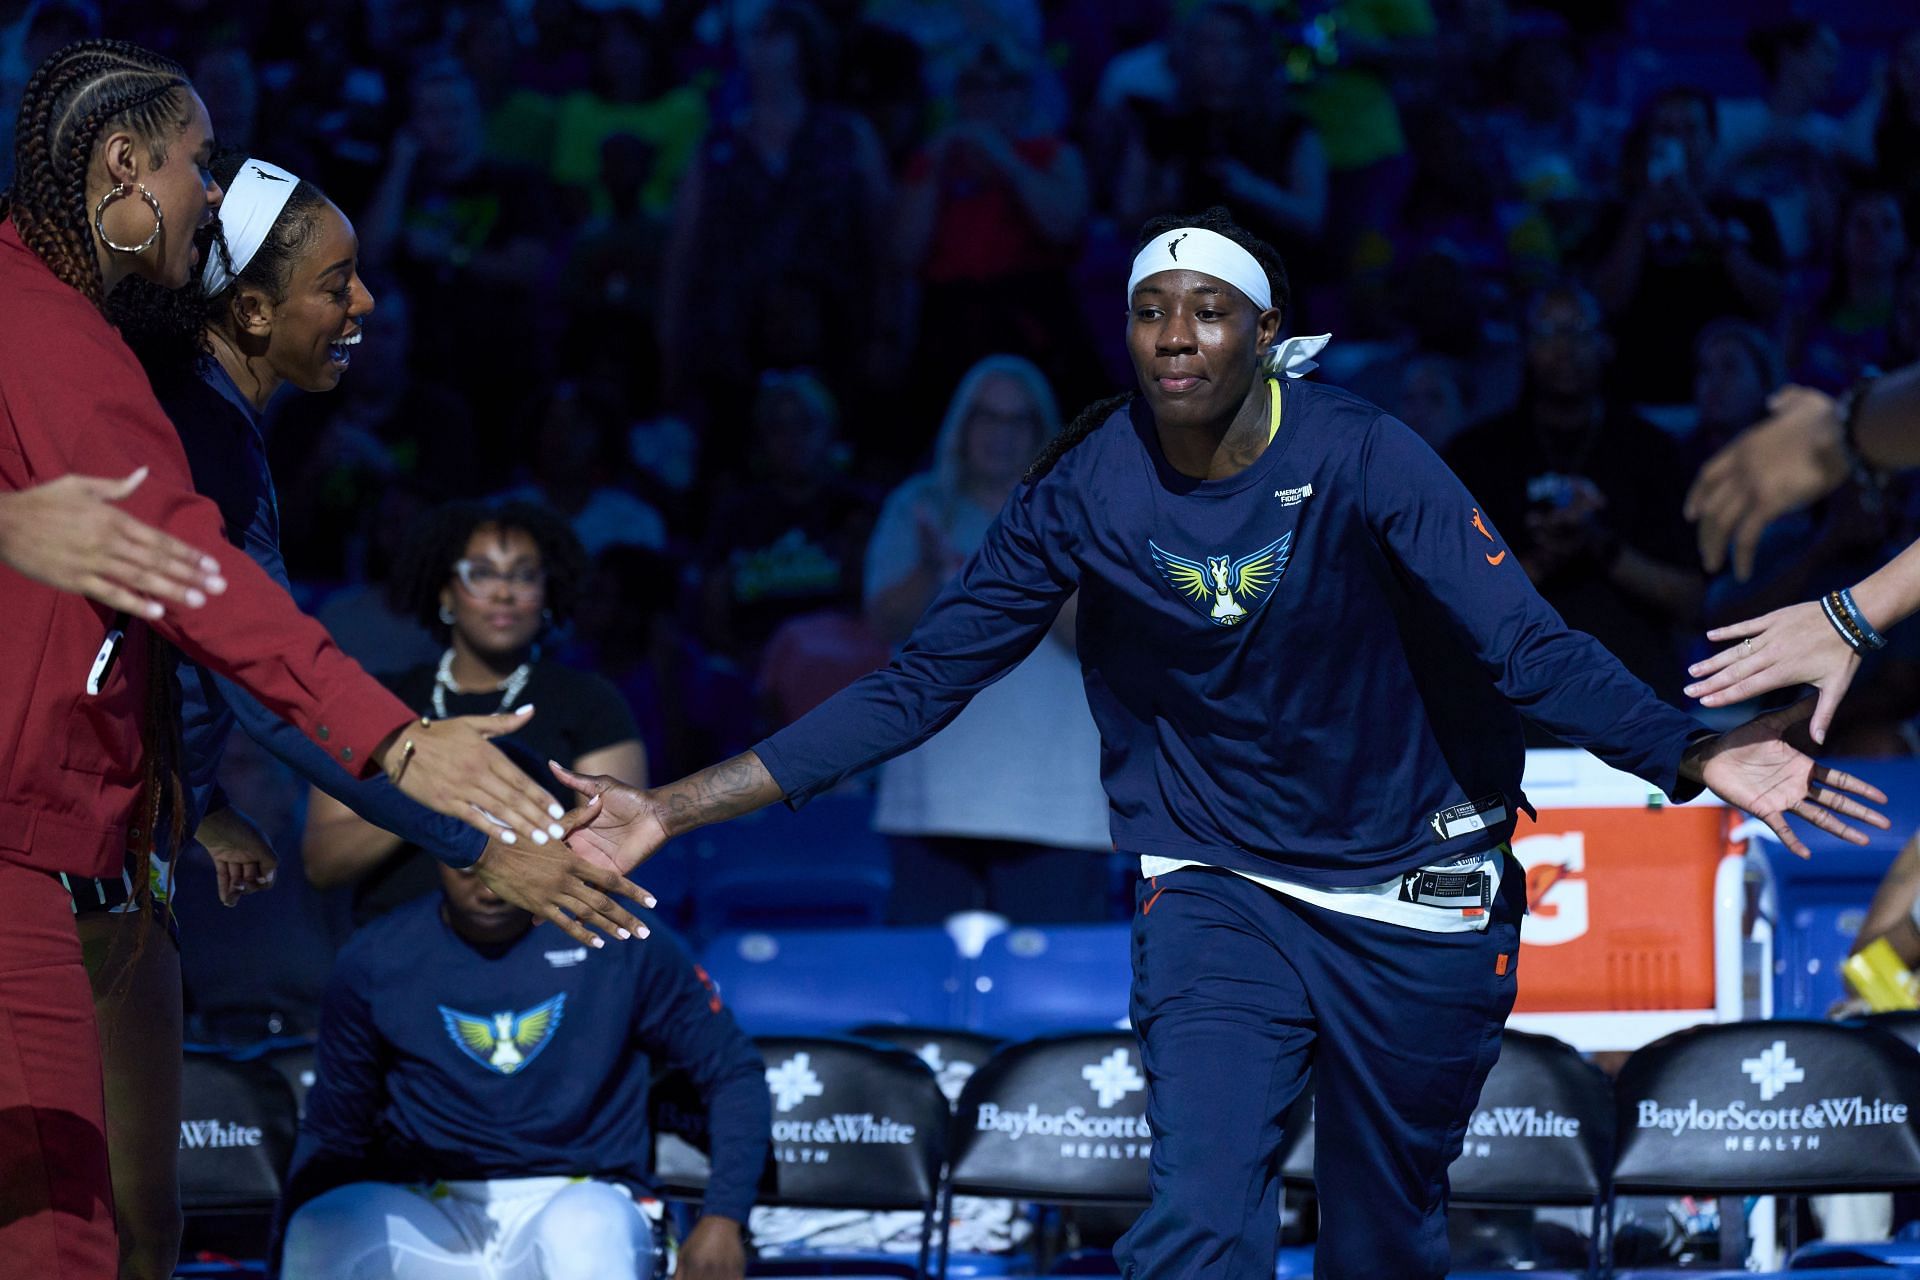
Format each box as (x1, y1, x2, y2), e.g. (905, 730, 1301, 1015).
(1116, 860, 1524, 1280)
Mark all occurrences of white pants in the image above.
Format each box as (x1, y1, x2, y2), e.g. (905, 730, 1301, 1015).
(281, 1177, 655, 1280)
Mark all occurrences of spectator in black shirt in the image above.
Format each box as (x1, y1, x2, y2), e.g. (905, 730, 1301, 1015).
(304, 500, 644, 923)
(1448, 283, 1703, 705)
(1584, 87, 1786, 405)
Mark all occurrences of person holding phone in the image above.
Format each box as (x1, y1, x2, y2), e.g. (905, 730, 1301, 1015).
(1582, 86, 1787, 405)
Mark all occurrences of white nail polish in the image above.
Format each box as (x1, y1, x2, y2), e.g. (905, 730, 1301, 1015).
(637, 926, 650, 938)
(515, 703, 535, 715)
(618, 928, 632, 940)
(548, 803, 566, 820)
(185, 589, 206, 607)
(501, 831, 517, 845)
(531, 829, 549, 845)
(644, 897, 658, 909)
(548, 823, 566, 839)
(592, 937, 605, 949)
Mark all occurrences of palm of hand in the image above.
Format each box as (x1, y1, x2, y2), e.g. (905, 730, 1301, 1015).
(1700, 728, 1809, 822)
(564, 785, 669, 875)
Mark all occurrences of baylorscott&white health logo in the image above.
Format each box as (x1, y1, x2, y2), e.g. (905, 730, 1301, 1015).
(1634, 1040, 1909, 1153)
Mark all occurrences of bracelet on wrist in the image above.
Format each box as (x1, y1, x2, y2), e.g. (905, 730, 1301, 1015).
(1820, 588, 1885, 654)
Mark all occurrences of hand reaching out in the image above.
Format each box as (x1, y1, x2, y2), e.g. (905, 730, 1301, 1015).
(1685, 602, 1861, 743)
(1685, 385, 1851, 580)
(378, 707, 570, 846)
(0, 469, 226, 618)
(551, 761, 671, 876)
(195, 805, 276, 907)
(1682, 700, 1889, 858)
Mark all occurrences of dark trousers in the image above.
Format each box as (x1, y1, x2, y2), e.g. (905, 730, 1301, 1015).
(885, 834, 1116, 925)
(0, 859, 116, 1278)
(1117, 861, 1524, 1280)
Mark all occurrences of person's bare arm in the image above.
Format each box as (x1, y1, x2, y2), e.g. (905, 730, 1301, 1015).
(301, 787, 405, 891)
(1853, 834, 1920, 968)
(554, 753, 783, 875)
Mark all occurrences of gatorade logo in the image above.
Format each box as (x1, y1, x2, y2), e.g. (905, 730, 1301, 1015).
(1513, 832, 1588, 946)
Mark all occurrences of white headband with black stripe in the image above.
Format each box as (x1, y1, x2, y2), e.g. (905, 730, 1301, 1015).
(202, 158, 299, 295)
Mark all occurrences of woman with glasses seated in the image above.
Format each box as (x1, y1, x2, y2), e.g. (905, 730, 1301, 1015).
(303, 499, 647, 924)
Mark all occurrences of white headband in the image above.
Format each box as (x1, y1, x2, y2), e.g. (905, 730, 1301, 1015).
(202, 158, 300, 295)
(1127, 226, 1271, 312)
(1127, 226, 1333, 379)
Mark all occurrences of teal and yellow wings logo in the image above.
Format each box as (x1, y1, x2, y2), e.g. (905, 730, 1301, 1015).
(438, 994, 566, 1076)
(1149, 533, 1292, 626)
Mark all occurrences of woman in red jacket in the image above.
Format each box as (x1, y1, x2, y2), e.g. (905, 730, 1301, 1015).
(0, 41, 650, 1279)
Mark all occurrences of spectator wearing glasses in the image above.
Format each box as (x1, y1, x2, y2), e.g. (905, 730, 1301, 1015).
(303, 500, 645, 924)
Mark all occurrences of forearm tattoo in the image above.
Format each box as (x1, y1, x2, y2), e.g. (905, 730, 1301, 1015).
(659, 752, 780, 836)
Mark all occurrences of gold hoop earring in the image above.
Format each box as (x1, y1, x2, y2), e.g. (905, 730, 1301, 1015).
(93, 183, 163, 255)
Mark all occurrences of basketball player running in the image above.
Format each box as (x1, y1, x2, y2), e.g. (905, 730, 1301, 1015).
(554, 208, 1887, 1278)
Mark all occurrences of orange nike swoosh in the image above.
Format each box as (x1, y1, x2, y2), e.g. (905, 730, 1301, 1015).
(1485, 550, 1507, 566)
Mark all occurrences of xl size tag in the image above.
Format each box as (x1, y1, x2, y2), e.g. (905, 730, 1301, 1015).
(1427, 794, 1508, 842)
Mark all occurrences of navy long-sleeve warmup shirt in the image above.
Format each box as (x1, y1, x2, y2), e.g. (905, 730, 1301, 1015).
(757, 381, 1705, 888)
(161, 362, 485, 868)
(287, 897, 770, 1220)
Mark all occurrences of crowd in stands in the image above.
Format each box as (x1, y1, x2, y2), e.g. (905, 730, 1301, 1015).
(8, 0, 1920, 1090)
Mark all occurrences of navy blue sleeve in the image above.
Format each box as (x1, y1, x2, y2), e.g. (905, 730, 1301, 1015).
(178, 663, 231, 831)
(753, 478, 1079, 805)
(1360, 415, 1705, 799)
(189, 531, 486, 868)
(283, 946, 388, 1213)
(631, 932, 770, 1222)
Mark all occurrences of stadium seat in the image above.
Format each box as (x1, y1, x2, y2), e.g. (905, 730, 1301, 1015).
(1860, 1012, 1920, 1054)
(750, 1036, 953, 1279)
(967, 925, 1131, 1038)
(261, 1039, 318, 1120)
(1610, 1021, 1920, 1277)
(176, 1052, 300, 1273)
(701, 927, 966, 1035)
(852, 1025, 1005, 1104)
(1756, 760, 1920, 1018)
(939, 1032, 1151, 1277)
(1278, 1030, 1612, 1278)
(688, 790, 892, 933)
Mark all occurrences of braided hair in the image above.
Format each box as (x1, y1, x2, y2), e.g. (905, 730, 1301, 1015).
(1025, 206, 1291, 482)
(2, 39, 193, 308)
(107, 150, 334, 373)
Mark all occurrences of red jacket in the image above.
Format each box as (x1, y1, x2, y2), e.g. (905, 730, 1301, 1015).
(0, 218, 412, 878)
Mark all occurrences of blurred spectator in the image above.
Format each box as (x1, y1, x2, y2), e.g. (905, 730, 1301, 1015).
(864, 356, 1111, 925)
(303, 500, 643, 924)
(559, 132, 669, 395)
(1114, 3, 1328, 272)
(865, 0, 1042, 98)
(312, 480, 442, 677)
(699, 371, 878, 663)
(756, 609, 891, 729)
(568, 547, 757, 784)
(1583, 87, 1785, 406)
(362, 58, 557, 465)
(1447, 283, 1702, 707)
(503, 380, 669, 556)
(191, 43, 258, 153)
(1793, 186, 1909, 391)
(1390, 352, 1474, 451)
(895, 36, 1093, 444)
(548, 11, 707, 222)
(0, 0, 100, 187)
(1682, 317, 1895, 679)
(1716, 19, 1875, 262)
(1393, 104, 1509, 283)
(1481, 33, 1619, 209)
(1874, 29, 1920, 208)
(456, 2, 559, 170)
(270, 284, 483, 580)
(660, 1, 889, 413)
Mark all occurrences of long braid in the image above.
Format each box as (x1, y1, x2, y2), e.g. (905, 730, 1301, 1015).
(3, 39, 190, 307)
(1025, 205, 1292, 483)
(5, 41, 194, 958)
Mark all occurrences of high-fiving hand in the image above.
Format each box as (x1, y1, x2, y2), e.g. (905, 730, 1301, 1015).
(1682, 700, 1890, 858)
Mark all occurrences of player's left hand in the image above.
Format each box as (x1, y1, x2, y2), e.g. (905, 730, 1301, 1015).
(1682, 699, 1890, 858)
(675, 1213, 746, 1280)
(195, 805, 277, 906)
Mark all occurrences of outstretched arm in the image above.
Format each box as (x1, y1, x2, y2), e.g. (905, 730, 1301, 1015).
(0, 468, 225, 618)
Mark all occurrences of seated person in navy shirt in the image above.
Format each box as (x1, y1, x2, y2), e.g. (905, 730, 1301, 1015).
(280, 863, 769, 1280)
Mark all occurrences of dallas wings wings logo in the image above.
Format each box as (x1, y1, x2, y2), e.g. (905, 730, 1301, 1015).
(439, 994, 566, 1076)
(1149, 533, 1292, 625)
